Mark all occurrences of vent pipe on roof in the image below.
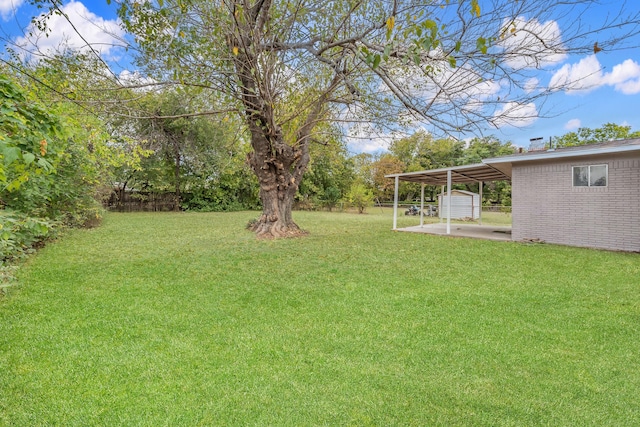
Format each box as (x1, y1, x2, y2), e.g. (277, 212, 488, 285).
(547, 136, 555, 151)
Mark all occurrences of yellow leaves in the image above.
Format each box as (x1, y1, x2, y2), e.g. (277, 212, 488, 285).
(385, 16, 395, 41)
(386, 16, 395, 32)
(470, 0, 481, 17)
(39, 139, 47, 156)
(499, 22, 517, 40)
(232, 46, 239, 56)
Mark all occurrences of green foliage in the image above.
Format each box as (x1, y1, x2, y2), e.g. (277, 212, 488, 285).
(321, 186, 342, 211)
(0, 74, 57, 191)
(0, 210, 56, 265)
(108, 89, 261, 212)
(182, 163, 261, 212)
(345, 182, 374, 213)
(552, 122, 640, 147)
(0, 65, 129, 264)
(298, 137, 354, 211)
(389, 130, 465, 170)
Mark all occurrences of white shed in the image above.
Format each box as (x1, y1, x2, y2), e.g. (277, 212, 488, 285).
(438, 190, 480, 220)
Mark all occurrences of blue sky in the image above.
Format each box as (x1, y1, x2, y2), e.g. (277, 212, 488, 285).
(1, 0, 639, 152)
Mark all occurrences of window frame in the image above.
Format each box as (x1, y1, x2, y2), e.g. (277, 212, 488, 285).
(572, 164, 608, 187)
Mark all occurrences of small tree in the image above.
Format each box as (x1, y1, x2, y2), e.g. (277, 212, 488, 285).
(346, 182, 374, 214)
(321, 187, 342, 212)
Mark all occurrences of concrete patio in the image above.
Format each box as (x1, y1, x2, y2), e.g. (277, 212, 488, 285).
(397, 223, 512, 242)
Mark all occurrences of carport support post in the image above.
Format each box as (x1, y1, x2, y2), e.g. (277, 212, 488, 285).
(440, 185, 444, 223)
(447, 169, 452, 235)
(420, 183, 425, 227)
(479, 181, 483, 226)
(392, 176, 399, 230)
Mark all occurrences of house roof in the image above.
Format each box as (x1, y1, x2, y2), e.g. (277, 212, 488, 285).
(484, 138, 640, 164)
(386, 138, 640, 185)
(483, 138, 640, 178)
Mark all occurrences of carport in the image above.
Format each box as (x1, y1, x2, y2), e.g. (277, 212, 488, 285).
(385, 163, 511, 237)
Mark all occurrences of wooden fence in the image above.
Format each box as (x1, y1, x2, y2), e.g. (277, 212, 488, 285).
(105, 190, 179, 212)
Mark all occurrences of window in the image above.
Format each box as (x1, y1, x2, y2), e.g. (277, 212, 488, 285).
(572, 164, 607, 187)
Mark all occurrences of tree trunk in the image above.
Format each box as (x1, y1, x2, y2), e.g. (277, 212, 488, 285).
(227, 1, 335, 237)
(246, 130, 309, 238)
(250, 184, 303, 238)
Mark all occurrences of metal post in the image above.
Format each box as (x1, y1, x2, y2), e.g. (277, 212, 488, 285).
(393, 176, 399, 230)
(440, 185, 444, 223)
(447, 170, 452, 235)
(479, 181, 483, 226)
(420, 183, 425, 227)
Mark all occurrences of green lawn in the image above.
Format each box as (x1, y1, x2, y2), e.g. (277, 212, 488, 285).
(1, 210, 639, 426)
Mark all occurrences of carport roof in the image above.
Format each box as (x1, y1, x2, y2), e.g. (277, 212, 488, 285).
(385, 162, 510, 185)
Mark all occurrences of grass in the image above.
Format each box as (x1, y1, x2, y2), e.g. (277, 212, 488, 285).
(1, 209, 639, 426)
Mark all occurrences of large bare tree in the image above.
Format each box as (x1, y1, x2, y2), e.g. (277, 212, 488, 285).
(20, 0, 640, 237)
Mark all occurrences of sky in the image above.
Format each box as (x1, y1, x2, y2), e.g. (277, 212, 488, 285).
(1, 0, 640, 153)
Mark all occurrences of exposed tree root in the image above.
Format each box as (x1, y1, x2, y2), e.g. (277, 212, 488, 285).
(248, 217, 308, 239)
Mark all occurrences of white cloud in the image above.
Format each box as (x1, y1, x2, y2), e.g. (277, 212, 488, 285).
(0, 0, 25, 20)
(462, 79, 503, 111)
(118, 70, 157, 88)
(498, 16, 567, 69)
(491, 102, 538, 128)
(606, 59, 640, 95)
(548, 55, 603, 93)
(549, 55, 640, 95)
(523, 78, 539, 94)
(383, 52, 502, 113)
(347, 138, 390, 154)
(564, 119, 581, 130)
(344, 123, 394, 154)
(14, 0, 124, 61)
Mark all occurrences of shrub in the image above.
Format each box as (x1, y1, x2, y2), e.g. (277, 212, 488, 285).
(345, 182, 374, 214)
(0, 210, 57, 265)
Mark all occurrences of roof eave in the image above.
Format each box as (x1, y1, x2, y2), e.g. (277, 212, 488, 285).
(485, 144, 640, 164)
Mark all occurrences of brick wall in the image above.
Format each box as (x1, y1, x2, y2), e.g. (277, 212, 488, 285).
(512, 153, 640, 252)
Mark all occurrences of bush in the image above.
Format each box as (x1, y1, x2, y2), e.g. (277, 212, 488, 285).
(0, 210, 57, 265)
(345, 182, 374, 214)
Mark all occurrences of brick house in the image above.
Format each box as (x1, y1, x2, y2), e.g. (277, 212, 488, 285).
(387, 138, 640, 252)
(485, 138, 640, 252)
